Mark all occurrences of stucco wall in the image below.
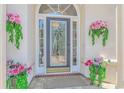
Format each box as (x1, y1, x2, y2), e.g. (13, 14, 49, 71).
(6, 5, 28, 64)
(0, 4, 2, 88)
(27, 5, 35, 83)
(84, 4, 116, 60)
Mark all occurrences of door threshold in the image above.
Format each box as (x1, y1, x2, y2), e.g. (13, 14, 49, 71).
(35, 73, 81, 77)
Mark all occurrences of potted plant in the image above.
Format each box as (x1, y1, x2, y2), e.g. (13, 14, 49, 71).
(84, 57, 110, 87)
(89, 20, 109, 46)
(6, 60, 32, 89)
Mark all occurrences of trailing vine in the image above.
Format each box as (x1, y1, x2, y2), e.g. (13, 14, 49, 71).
(89, 20, 109, 46)
(89, 64, 97, 85)
(6, 13, 23, 49)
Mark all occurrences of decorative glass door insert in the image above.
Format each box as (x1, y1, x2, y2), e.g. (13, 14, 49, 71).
(46, 17, 70, 68)
(39, 19, 44, 66)
(51, 20, 66, 66)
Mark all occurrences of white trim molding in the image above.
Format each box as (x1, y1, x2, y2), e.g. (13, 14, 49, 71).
(0, 4, 6, 89)
(116, 5, 124, 88)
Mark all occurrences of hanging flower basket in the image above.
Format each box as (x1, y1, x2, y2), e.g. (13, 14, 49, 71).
(89, 20, 109, 46)
(6, 13, 23, 49)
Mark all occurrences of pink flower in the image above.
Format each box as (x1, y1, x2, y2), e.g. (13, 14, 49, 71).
(96, 20, 101, 26)
(91, 23, 97, 29)
(95, 24, 100, 29)
(18, 65, 25, 72)
(9, 16, 16, 22)
(15, 14, 20, 19)
(27, 67, 32, 74)
(13, 70, 18, 75)
(12, 69, 19, 75)
(7, 13, 21, 24)
(7, 13, 13, 17)
(15, 14, 21, 24)
(9, 68, 19, 75)
(84, 60, 93, 66)
(90, 20, 108, 30)
(15, 19, 21, 24)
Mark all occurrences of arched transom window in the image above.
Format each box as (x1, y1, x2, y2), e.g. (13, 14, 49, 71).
(39, 4, 77, 16)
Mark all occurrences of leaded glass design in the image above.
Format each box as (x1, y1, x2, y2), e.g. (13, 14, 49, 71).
(46, 18, 70, 68)
(73, 21, 77, 65)
(51, 20, 66, 66)
(39, 19, 44, 66)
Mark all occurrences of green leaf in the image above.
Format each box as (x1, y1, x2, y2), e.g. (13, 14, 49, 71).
(91, 31, 95, 45)
(89, 29, 91, 36)
(6, 21, 23, 49)
(89, 27, 109, 47)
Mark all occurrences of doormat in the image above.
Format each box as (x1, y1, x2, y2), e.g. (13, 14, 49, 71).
(47, 67, 70, 73)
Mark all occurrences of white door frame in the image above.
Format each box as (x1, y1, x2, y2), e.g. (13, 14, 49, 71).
(0, 4, 6, 89)
(35, 5, 80, 75)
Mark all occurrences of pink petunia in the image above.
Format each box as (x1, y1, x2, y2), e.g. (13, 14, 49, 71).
(15, 14, 20, 18)
(84, 59, 93, 66)
(9, 16, 16, 22)
(18, 65, 25, 72)
(90, 20, 108, 30)
(95, 24, 101, 29)
(15, 19, 21, 24)
(7, 13, 14, 17)
(9, 68, 19, 75)
(7, 13, 21, 24)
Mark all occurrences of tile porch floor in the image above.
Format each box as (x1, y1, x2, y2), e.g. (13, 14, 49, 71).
(29, 74, 102, 89)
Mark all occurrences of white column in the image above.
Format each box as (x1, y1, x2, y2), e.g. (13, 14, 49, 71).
(0, 4, 6, 89)
(116, 5, 124, 88)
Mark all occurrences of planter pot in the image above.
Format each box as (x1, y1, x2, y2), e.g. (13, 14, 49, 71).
(7, 76, 17, 89)
(7, 71, 28, 89)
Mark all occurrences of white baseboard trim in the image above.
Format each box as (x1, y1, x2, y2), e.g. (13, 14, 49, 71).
(116, 81, 124, 88)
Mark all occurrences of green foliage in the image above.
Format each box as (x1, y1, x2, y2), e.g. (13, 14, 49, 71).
(89, 64, 106, 87)
(89, 27, 109, 46)
(6, 71, 28, 89)
(6, 20, 23, 49)
(89, 64, 97, 85)
(6, 76, 16, 89)
(97, 65, 106, 86)
(16, 71, 28, 89)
